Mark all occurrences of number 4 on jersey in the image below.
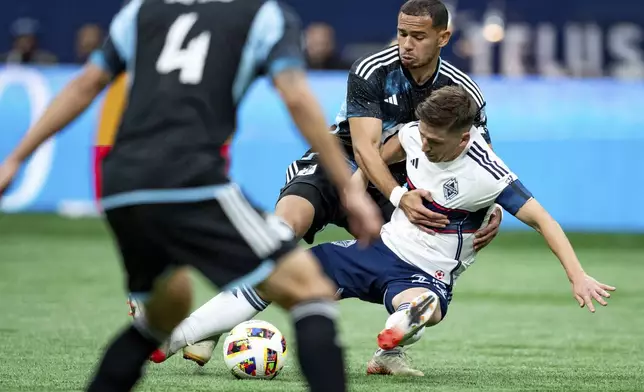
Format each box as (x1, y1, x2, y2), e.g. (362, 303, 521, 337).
(156, 13, 210, 84)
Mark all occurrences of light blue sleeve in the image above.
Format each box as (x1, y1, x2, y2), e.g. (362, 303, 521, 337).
(89, 0, 143, 76)
(232, 0, 305, 103)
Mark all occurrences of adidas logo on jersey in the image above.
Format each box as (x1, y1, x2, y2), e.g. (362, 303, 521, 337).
(384, 95, 398, 105)
(410, 158, 419, 168)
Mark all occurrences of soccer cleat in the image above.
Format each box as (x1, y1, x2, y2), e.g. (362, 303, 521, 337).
(377, 291, 438, 350)
(182, 338, 219, 366)
(149, 341, 172, 364)
(366, 348, 424, 377)
(149, 337, 219, 365)
(126, 296, 145, 321)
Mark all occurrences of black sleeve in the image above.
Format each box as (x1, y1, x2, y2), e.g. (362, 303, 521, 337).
(263, 2, 306, 77)
(474, 103, 492, 144)
(345, 69, 384, 120)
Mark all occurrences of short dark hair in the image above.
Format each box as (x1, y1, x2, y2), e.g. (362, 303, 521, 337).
(415, 85, 477, 133)
(400, 0, 449, 30)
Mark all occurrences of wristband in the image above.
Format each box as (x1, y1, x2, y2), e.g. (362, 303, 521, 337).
(389, 186, 407, 208)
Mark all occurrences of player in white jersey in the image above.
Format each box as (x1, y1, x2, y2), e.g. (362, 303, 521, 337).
(140, 85, 615, 376)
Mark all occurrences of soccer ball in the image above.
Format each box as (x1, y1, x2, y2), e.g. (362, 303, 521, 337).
(222, 320, 287, 380)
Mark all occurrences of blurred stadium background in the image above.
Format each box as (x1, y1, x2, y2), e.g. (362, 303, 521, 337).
(1, 1, 642, 391)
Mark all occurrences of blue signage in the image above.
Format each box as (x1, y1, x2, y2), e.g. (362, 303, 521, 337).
(1, 66, 643, 233)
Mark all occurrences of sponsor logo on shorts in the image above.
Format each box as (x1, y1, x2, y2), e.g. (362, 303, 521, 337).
(331, 240, 357, 248)
(411, 274, 431, 285)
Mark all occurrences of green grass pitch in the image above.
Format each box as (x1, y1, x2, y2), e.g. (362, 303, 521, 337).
(1, 214, 643, 391)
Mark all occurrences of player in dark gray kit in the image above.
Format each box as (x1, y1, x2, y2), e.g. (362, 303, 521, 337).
(0, 0, 382, 391)
(277, 0, 502, 246)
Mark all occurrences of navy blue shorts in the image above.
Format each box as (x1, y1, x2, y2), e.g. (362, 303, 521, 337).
(310, 239, 452, 318)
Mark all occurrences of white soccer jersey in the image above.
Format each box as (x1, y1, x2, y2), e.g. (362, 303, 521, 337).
(381, 122, 533, 286)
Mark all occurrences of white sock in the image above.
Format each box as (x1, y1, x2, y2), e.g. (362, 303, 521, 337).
(167, 286, 267, 354)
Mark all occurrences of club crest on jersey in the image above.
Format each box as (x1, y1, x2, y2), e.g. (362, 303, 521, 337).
(443, 178, 459, 201)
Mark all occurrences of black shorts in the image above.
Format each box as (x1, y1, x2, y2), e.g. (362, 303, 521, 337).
(277, 149, 406, 244)
(105, 184, 298, 295)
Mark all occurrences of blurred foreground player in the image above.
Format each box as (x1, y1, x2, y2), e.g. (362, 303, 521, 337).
(150, 86, 616, 376)
(93, 75, 233, 206)
(0, 0, 383, 391)
(94, 73, 126, 204)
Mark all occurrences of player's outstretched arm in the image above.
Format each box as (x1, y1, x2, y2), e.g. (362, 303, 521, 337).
(513, 199, 616, 312)
(0, 64, 111, 195)
(272, 69, 382, 244)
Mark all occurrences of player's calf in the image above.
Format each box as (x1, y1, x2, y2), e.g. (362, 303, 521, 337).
(259, 248, 345, 392)
(144, 267, 193, 336)
(88, 268, 193, 391)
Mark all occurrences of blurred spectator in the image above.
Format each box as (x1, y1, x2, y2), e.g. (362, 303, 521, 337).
(305, 23, 350, 70)
(76, 24, 104, 63)
(0, 18, 57, 65)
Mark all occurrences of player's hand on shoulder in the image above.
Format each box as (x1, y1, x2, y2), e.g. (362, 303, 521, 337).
(341, 184, 383, 246)
(0, 158, 20, 197)
(399, 189, 449, 234)
(571, 273, 616, 313)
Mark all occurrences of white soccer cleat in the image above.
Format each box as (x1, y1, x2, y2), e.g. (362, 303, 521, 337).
(366, 348, 424, 377)
(377, 291, 438, 350)
(149, 337, 219, 365)
(127, 296, 219, 366)
(182, 338, 218, 367)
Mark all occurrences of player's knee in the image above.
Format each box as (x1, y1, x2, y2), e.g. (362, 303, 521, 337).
(145, 267, 193, 334)
(274, 195, 315, 239)
(259, 249, 336, 309)
(427, 306, 442, 326)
